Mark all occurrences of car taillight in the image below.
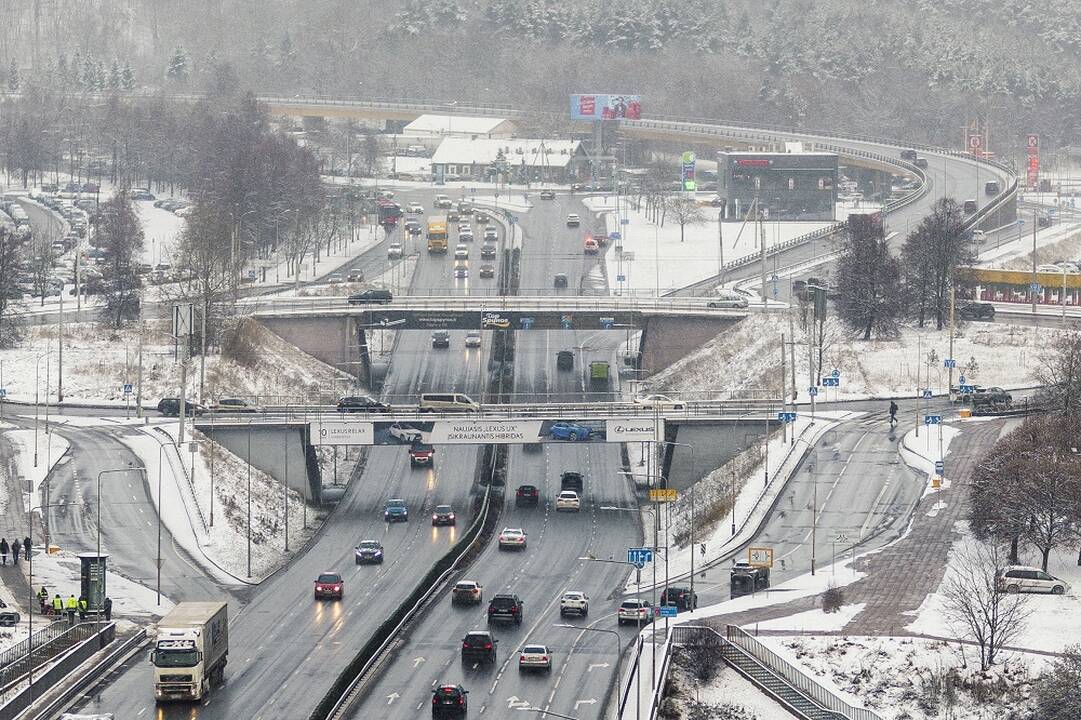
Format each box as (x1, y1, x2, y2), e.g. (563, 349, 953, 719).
(458, 697, 464, 705)
(511, 607, 519, 614)
(520, 655, 526, 661)
(484, 643, 492, 649)
(462, 642, 469, 648)
(542, 656, 548, 662)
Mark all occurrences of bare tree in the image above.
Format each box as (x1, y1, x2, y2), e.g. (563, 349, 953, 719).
(96, 192, 145, 327)
(26, 231, 57, 307)
(0, 225, 25, 347)
(901, 198, 975, 330)
(835, 213, 903, 339)
(941, 539, 1030, 671)
(1036, 644, 1081, 719)
(667, 195, 705, 242)
(1036, 330, 1081, 417)
(362, 131, 381, 177)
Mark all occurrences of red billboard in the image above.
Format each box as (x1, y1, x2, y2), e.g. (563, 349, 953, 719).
(1026, 134, 1040, 189)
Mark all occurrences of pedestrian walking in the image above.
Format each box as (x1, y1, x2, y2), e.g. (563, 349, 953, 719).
(38, 587, 49, 614)
(0, 538, 9, 565)
(78, 596, 88, 621)
(103, 597, 113, 621)
(51, 594, 63, 616)
(23, 538, 30, 560)
(65, 594, 78, 625)
(11, 541, 19, 564)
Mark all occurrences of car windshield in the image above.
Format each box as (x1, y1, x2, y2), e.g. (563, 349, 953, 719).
(154, 648, 200, 667)
(388, 499, 405, 508)
(317, 574, 340, 584)
(523, 645, 547, 654)
(435, 505, 453, 513)
(358, 542, 380, 550)
(455, 582, 476, 590)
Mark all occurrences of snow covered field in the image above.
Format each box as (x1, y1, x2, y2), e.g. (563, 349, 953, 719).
(645, 313, 1057, 403)
(3, 428, 70, 515)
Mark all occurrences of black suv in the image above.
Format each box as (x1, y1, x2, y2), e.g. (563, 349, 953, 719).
(560, 471, 583, 493)
(157, 398, 206, 417)
(956, 301, 995, 321)
(336, 395, 390, 413)
(487, 594, 523, 625)
(461, 631, 498, 663)
(431, 330, 450, 349)
(347, 289, 392, 305)
(515, 485, 539, 508)
(432, 684, 469, 718)
(660, 586, 698, 611)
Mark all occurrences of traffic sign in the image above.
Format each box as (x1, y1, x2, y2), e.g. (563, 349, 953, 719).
(960, 384, 976, 394)
(1030, 282, 1042, 293)
(958, 374, 966, 384)
(834, 532, 850, 544)
(616, 274, 626, 282)
(821, 377, 840, 388)
(922, 389, 933, 399)
(0, 389, 6, 399)
(658, 605, 678, 618)
(943, 358, 956, 369)
(511, 215, 519, 225)
(934, 460, 945, 474)
(748, 547, 774, 567)
(123, 383, 133, 395)
(808, 386, 818, 397)
(832, 369, 840, 378)
(627, 547, 653, 568)
(620, 218, 630, 225)
(609, 232, 622, 241)
(649, 488, 678, 503)
(599, 317, 615, 329)
(560, 315, 573, 330)
(777, 411, 797, 423)
(924, 414, 942, 425)
(247, 270, 257, 280)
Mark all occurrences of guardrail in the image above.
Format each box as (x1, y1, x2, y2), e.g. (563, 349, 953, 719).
(0, 620, 115, 704)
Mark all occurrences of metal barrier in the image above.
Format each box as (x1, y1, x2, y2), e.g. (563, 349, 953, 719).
(0, 620, 111, 695)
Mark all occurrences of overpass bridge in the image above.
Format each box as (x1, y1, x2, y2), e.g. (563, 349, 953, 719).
(245, 295, 748, 380)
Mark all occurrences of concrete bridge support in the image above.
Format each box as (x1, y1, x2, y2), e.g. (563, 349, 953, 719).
(637, 315, 740, 375)
(255, 315, 371, 387)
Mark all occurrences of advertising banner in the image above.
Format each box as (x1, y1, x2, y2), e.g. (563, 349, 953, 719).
(313, 420, 374, 446)
(680, 151, 697, 192)
(1026, 133, 1040, 189)
(570, 94, 642, 121)
(606, 418, 662, 442)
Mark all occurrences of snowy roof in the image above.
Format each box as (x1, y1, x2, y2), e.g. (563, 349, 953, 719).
(404, 115, 514, 136)
(432, 138, 583, 169)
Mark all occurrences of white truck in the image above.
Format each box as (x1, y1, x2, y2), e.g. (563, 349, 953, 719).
(150, 601, 228, 702)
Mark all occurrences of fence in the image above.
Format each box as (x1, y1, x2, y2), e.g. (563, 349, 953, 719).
(0, 620, 111, 695)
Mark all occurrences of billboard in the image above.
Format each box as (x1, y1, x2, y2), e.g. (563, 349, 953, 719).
(1026, 133, 1040, 189)
(310, 418, 663, 446)
(681, 151, 696, 192)
(570, 94, 642, 121)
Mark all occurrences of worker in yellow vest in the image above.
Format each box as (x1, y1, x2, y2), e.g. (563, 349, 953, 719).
(65, 594, 78, 625)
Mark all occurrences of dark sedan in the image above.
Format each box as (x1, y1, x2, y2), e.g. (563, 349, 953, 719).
(336, 395, 391, 413)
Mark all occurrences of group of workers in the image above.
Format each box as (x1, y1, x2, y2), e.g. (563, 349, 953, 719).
(36, 587, 113, 624)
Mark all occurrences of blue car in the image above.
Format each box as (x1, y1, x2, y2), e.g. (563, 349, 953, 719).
(549, 422, 592, 441)
(384, 499, 409, 523)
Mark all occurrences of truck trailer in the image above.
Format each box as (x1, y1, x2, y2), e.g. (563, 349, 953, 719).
(151, 601, 228, 702)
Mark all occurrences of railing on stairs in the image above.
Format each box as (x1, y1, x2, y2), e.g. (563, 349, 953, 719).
(670, 625, 884, 720)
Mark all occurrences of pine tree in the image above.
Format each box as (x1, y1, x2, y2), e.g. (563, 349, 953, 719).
(56, 53, 69, 90)
(71, 49, 84, 89)
(166, 46, 190, 83)
(121, 61, 136, 91)
(277, 33, 296, 69)
(835, 213, 904, 339)
(82, 52, 97, 91)
(7, 60, 19, 92)
(108, 60, 121, 90)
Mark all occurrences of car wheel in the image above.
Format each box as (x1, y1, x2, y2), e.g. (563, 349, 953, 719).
(1006, 584, 1020, 594)
(582, 608, 588, 617)
(1052, 585, 1065, 595)
(355, 558, 360, 565)
(545, 665, 552, 673)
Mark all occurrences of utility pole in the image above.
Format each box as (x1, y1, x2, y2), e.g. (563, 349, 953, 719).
(199, 302, 207, 404)
(758, 203, 768, 305)
(1030, 208, 1038, 316)
(780, 333, 787, 444)
(915, 334, 922, 438)
(948, 289, 956, 401)
(136, 326, 144, 418)
(57, 291, 63, 403)
(717, 209, 725, 285)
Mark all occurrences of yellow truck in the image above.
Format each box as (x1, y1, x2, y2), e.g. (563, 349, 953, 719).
(427, 216, 448, 253)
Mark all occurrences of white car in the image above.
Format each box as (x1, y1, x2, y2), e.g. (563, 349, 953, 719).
(454, 244, 469, 260)
(498, 527, 527, 550)
(458, 223, 472, 234)
(555, 490, 580, 512)
(559, 591, 589, 617)
(435, 194, 452, 209)
(617, 599, 654, 626)
(566, 213, 580, 227)
(465, 331, 482, 348)
(387, 242, 403, 259)
(633, 394, 687, 411)
(458, 231, 474, 242)
(407, 202, 424, 214)
(518, 644, 552, 672)
(389, 423, 423, 444)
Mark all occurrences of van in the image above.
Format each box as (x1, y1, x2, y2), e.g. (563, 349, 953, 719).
(963, 199, 978, 214)
(556, 351, 574, 371)
(589, 361, 610, 387)
(984, 181, 1000, 195)
(418, 393, 480, 413)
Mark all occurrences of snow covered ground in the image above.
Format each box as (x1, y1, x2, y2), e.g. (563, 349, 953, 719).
(28, 549, 174, 619)
(3, 427, 70, 515)
(645, 313, 1057, 404)
(0, 319, 353, 407)
(137, 200, 186, 268)
(664, 662, 794, 720)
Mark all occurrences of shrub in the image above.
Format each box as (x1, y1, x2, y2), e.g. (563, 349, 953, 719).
(821, 584, 845, 614)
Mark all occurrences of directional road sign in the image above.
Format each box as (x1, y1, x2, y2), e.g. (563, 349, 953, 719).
(934, 460, 945, 474)
(959, 384, 976, 394)
(616, 274, 626, 282)
(821, 377, 840, 388)
(627, 547, 653, 568)
(777, 412, 797, 423)
(609, 231, 622, 241)
(835, 532, 850, 543)
(924, 414, 942, 425)
(658, 605, 678, 618)
(943, 358, 956, 369)
(748, 547, 774, 567)
(620, 218, 630, 225)
(649, 488, 678, 503)
(0, 389, 6, 399)
(1030, 282, 1042, 293)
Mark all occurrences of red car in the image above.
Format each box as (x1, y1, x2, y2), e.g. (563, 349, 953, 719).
(409, 443, 435, 468)
(314, 572, 343, 600)
(583, 237, 599, 254)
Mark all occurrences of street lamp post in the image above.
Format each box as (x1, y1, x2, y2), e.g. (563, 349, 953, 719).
(554, 623, 622, 720)
(96, 467, 148, 597)
(34, 350, 51, 468)
(663, 441, 696, 600)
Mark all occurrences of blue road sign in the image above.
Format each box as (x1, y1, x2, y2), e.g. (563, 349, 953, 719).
(821, 377, 840, 388)
(621, 218, 630, 225)
(808, 386, 819, 397)
(923, 389, 933, 399)
(659, 605, 678, 618)
(832, 369, 841, 378)
(600, 317, 615, 329)
(511, 215, 519, 225)
(123, 383, 133, 394)
(0, 389, 6, 399)
(616, 274, 626, 282)
(943, 358, 956, 369)
(1030, 282, 1042, 293)
(520, 317, 534, 330)
(960, 384, 976, 394)
(627, 547, 653, 568)
(924, 414, 942, 425)
(560, 315, 573, 330)
(958, 374, 966, 384)
(609, 231, 622, 241)
(935, 460, 945, 474)
(777, 412, 797, 423)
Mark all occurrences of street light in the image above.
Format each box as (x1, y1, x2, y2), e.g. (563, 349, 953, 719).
(662, 441, 696, 600)
(96, 467, 148, 597)
(554, 623, 622, 720)
(34, 350, 51, 468)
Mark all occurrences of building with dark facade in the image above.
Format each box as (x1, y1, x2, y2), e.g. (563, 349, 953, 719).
(718, 152, 838, 221)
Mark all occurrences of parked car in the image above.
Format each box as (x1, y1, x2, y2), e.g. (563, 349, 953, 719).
(996, 565, 1070, 595)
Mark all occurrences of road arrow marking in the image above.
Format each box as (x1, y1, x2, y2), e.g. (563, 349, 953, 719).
(387, 692, 400, 704)
(506, 696, 531, 709)
(413, 656, 426, 667)
(575, 698, 598, 710)
(587, 662, 610, 672)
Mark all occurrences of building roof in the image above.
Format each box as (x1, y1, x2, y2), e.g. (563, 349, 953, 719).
(403, 115, 512, 136)
(432, 138, 582, 169)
